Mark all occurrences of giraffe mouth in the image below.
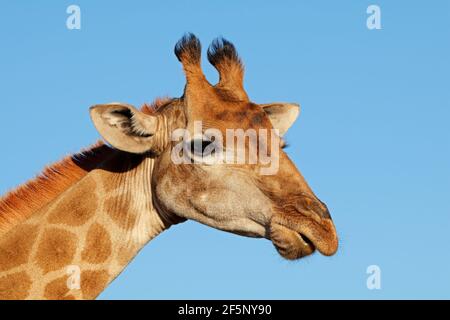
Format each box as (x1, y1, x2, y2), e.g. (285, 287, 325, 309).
(270, 223, 316, 260)
(270, 216, 338, 260)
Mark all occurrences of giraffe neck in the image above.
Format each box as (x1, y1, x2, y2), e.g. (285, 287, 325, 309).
(0, 152, 173, 300)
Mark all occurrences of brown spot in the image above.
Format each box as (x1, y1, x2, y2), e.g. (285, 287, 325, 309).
(251, 112, 265, 126)
(81, 270, 109, 300)
(104, 196, 137, 230)
(0, 271, 32, 300)
(0, 224, 39, 272)
(81, 223, 112, 264)
(216, 110, 231, 121)
(233, 110, 248, 122)
(35, 228, 77, 274)
(47, 177, 97, 227)
(44, 275, 76, 300)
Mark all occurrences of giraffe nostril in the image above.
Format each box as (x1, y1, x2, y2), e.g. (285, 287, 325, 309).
(296, 198, 332, 220)
(313, 201, 331, 219)
(320, 207, 331, 220)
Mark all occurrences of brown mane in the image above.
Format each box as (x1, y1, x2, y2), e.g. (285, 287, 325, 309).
(0, 98, 174, 234)
(0, 142, 113, 233)
(141, 96, 173, 115)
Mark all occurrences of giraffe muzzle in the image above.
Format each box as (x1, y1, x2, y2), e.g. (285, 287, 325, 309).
(270, 212, 338, 260)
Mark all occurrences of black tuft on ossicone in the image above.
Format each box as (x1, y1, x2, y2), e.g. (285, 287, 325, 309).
(207, 37, 242, 67)
(174, 33, 202, 64)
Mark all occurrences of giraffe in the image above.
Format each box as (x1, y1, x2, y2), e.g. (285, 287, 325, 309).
(0, 34, 338, 300)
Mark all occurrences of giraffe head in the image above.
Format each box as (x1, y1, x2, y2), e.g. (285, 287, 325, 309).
(90, 34, 338, 260)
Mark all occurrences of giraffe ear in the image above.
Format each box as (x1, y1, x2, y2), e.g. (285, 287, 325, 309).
(90, 103, 158, 154)
(261, 103, 300, 136)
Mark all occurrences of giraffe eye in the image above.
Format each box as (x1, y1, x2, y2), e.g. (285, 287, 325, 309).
(190, 139, 214, 157)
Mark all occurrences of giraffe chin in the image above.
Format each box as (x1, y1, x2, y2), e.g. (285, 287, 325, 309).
(270, 223, 315, 260)
(270, 216, 339, 260)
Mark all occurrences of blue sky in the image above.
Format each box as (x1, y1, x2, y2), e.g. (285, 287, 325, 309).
(0, 1, 449, 299)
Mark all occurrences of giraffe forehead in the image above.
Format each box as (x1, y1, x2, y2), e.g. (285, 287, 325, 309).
(184, 99, 271, 134)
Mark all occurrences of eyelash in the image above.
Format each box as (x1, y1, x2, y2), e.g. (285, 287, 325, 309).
(191, 139, 214, 156)
(190, 137, 288, 151)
